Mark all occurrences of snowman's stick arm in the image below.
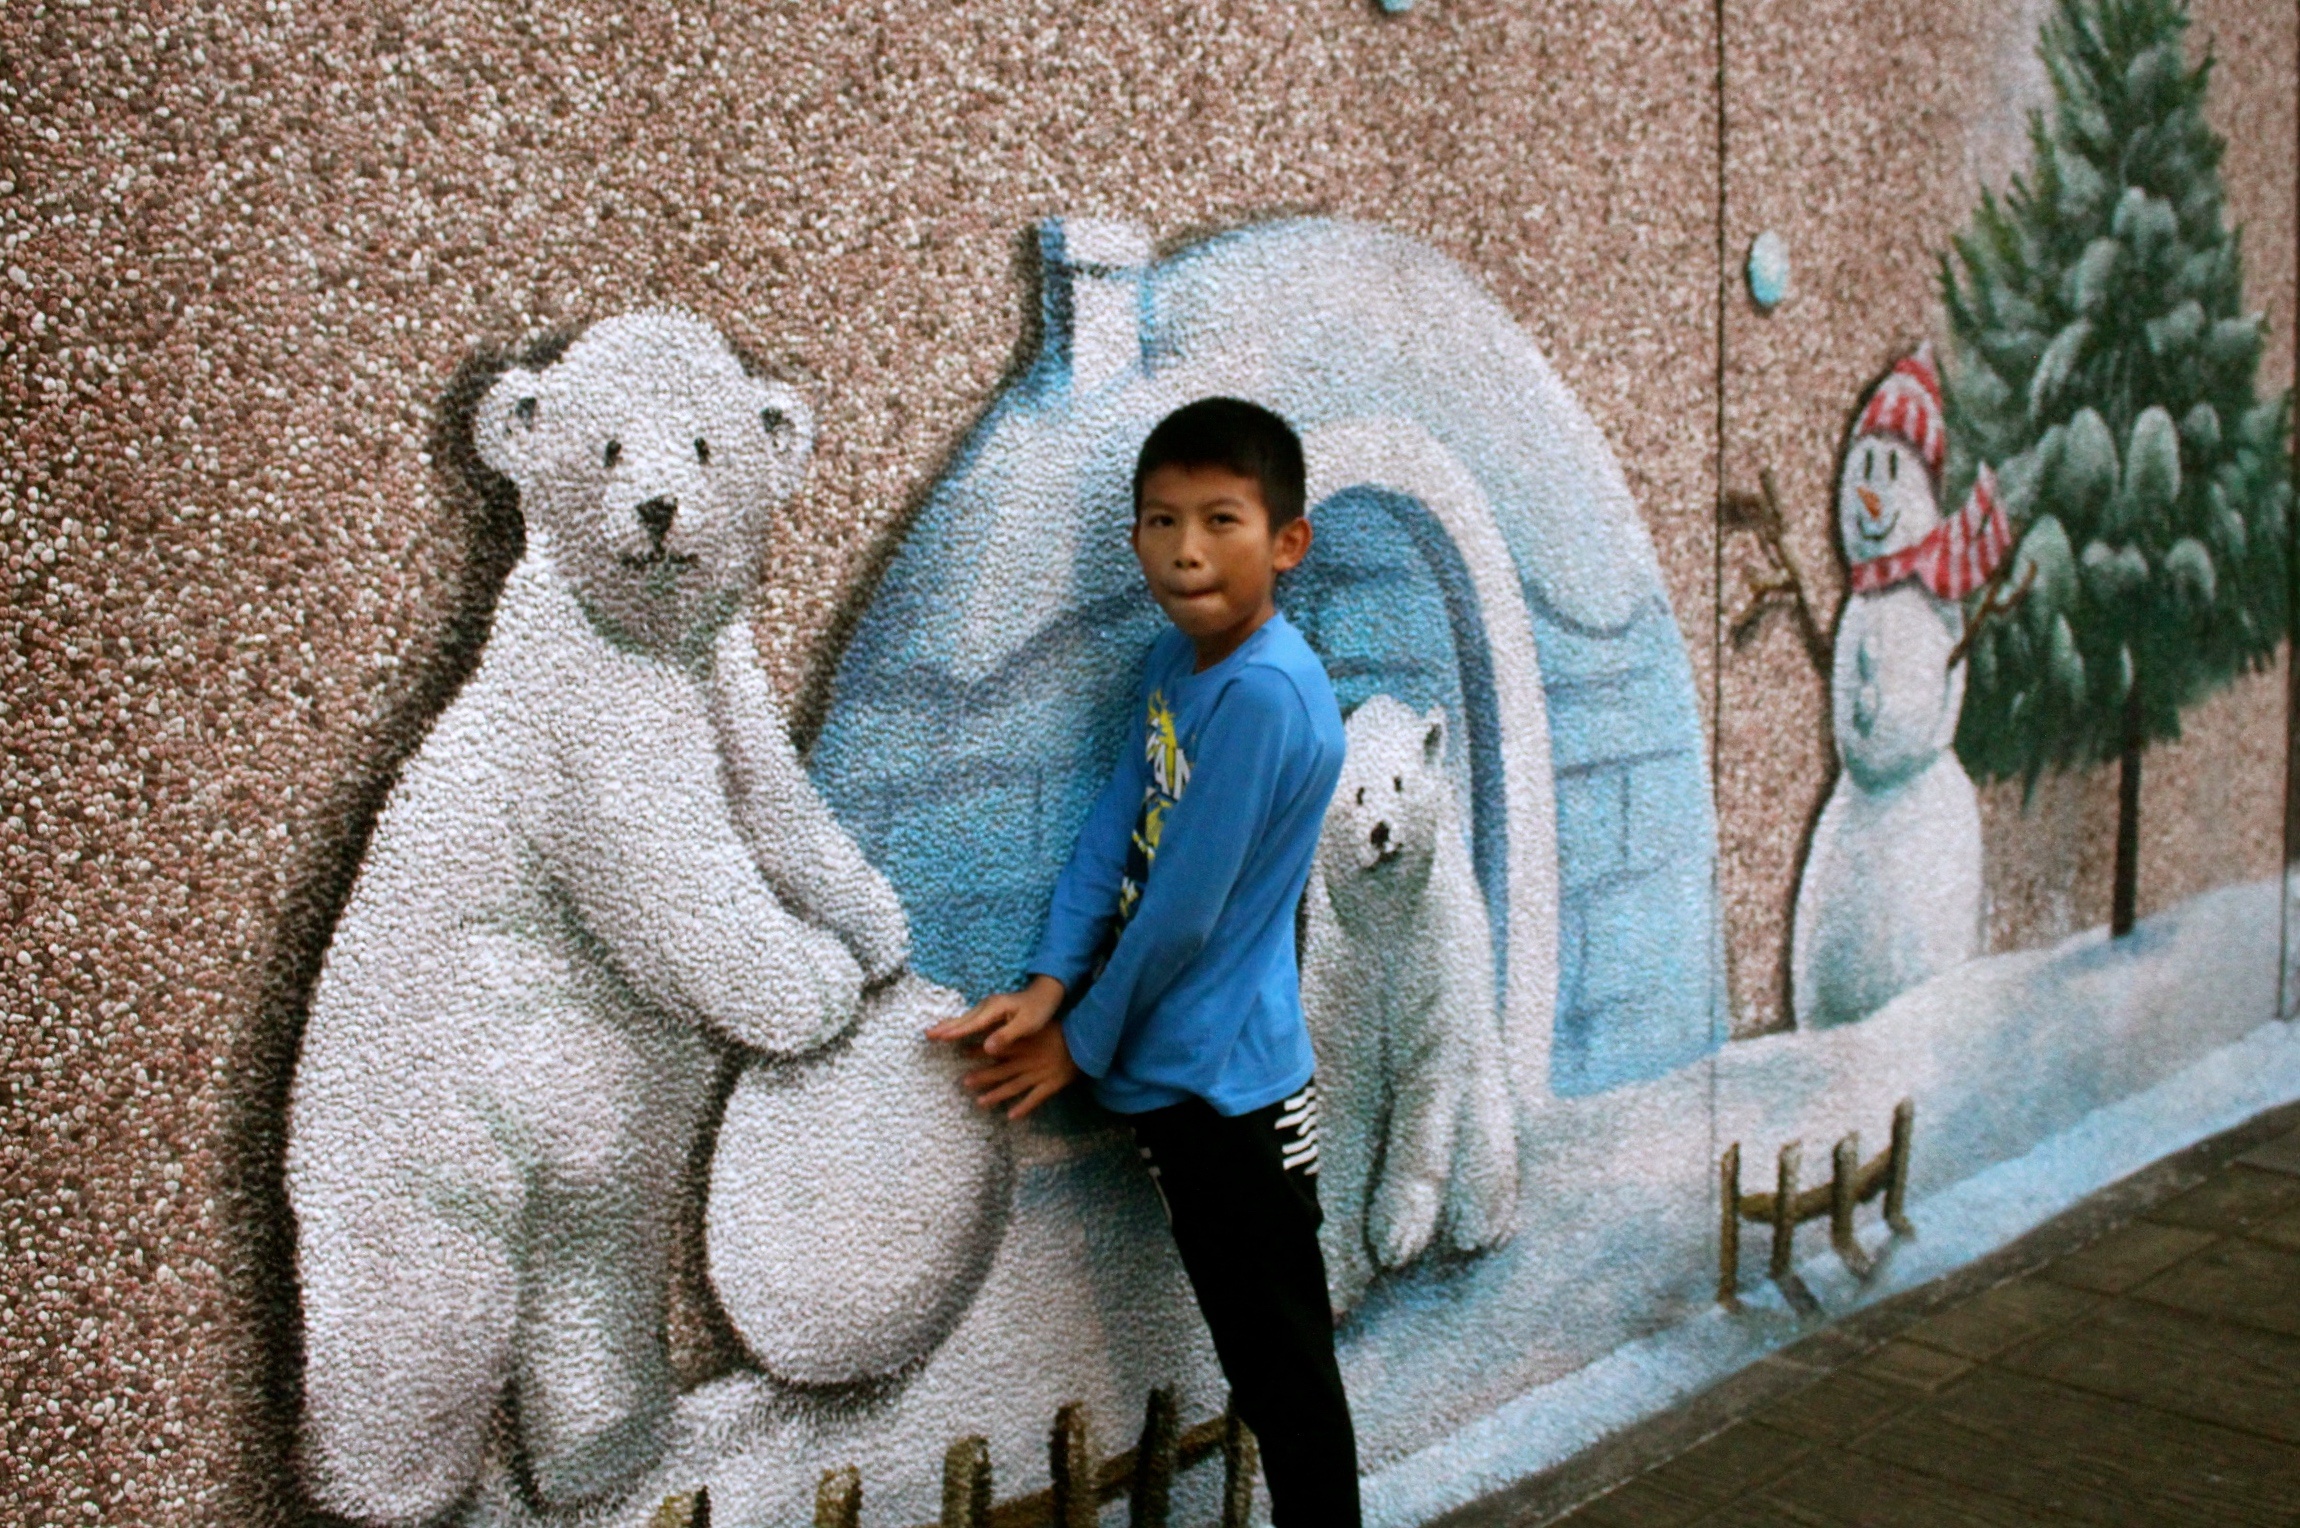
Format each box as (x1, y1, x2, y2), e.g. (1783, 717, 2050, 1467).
(1943, 559, 2036, 671)
(1721, 468, 1831, 676)
(1728, 578, 1796, 648)
(1758, 469, 1832, 675)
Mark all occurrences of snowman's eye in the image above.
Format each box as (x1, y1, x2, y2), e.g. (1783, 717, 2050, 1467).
(1355, 786, 1364, 806)
(1863, 448, 1874, 480)
(1393, 776, 1403, 793)
(603, 439, 621, 469)
(694, 437, 711, 465)
(1887, 450, 1898, 482)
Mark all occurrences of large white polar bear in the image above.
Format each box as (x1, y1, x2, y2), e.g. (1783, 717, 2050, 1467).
(1301, 695, 1519, 1317)
(286, 312, 1006, 1526)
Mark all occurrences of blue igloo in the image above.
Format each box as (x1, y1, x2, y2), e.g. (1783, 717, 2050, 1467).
(811, 217, 1722, 1096)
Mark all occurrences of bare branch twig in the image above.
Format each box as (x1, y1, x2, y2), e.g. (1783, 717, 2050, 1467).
(1945, 560, 2036, 671)
(1721, 468, 1830, 676)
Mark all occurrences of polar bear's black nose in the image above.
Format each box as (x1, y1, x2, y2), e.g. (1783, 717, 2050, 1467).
(636, 497, 677, 542)
(1370, 821, 1390, 851)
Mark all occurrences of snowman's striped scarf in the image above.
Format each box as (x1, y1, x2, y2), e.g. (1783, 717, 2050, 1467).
(1847, 466, 2014, 600)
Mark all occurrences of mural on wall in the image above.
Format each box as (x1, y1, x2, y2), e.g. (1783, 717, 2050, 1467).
(1789, 348, 2011, 1029)
(278, 194, 2295, 1528)
(4, 0, 2296, 1520)
(279, 217, 1741, 1525)
(275, 12, 2293, 1511)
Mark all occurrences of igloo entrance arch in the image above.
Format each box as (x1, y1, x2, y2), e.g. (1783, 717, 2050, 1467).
(1287, 420, 1558, 1098)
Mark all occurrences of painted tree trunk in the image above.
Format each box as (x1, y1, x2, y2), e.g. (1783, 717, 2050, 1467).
(2114, 686, 2144, 939)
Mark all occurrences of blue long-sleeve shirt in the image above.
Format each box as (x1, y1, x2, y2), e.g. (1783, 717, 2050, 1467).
(1028, 614, 1345, 1116)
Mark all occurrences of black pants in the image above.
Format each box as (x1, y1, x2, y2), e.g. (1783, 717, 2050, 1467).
(1131, 1082, 1363, 1528)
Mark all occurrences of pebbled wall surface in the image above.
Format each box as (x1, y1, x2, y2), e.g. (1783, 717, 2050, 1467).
(0, 1, 2287, 1523)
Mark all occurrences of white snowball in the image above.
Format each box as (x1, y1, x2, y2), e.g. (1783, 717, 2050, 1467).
(707, 974, 1013, 1385)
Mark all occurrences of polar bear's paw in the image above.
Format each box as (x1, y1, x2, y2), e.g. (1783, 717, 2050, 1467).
(1369, 1174, 1442, 1272)
(1441, 1143, 1520, 1255)
(1325, 1232, 1379, 1321)
(1441, 1071, 1522, 1253)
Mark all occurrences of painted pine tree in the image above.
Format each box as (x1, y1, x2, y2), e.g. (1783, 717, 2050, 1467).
(1941, 0, 2291, 936)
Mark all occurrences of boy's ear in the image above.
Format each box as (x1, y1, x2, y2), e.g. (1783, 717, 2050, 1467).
(1273, 512, 1313, 571)
(476, 366, 546, 479)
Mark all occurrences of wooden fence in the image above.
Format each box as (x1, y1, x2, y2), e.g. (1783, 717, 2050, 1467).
(1717, 1098, 1915, 1306)
(647, 1104, 1916, 1524)
(650, 1389, 1258, 1528)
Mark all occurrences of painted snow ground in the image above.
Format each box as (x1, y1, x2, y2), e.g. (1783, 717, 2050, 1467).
(469, 876, 2296, 1527)
(1368, 874, 2300, 1526)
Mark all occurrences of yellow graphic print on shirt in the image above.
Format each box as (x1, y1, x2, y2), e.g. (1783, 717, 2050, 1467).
(1117, 688, 1192, 925)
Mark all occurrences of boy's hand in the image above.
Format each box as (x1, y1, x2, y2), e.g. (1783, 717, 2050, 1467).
(926, 974, 1078, 1120)
(956, 1021, 1080, 1120)
(925, 973, 1066, 1057)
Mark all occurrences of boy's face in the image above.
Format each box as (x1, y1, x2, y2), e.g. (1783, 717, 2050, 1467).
(1131, 464, 1312, 655)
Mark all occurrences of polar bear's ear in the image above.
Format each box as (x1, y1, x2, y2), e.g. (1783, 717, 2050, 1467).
(750, 378, 816, 474)
(476, 366, 548, 479)
(1421, 710, 1447, 769)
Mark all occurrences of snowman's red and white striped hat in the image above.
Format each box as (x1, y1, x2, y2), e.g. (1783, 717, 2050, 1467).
(1856, 342, 1946, 477)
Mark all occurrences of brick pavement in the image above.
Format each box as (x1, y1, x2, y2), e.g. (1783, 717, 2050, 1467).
(1441, 1101, 2300, 1527)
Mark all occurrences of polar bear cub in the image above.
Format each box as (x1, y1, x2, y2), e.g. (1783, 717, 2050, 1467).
(1301, 695, 1519, 1317)
(285, 312, 988, 1525)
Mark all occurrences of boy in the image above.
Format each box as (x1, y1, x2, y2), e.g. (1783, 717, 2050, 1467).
(927, 397, 1360, 1526)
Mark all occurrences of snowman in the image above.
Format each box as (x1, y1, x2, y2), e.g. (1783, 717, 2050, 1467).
(1790, 344, 2012, 1028)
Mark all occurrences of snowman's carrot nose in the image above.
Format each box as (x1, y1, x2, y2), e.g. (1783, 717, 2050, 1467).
(1857, 486, 1883, 519)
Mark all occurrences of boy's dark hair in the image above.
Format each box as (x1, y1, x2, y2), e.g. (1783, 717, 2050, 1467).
(1133, 397, 1307, 529)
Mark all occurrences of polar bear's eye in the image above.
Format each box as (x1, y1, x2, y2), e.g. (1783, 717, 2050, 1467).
(694, 438, 711, 465)
(1355, 786, 1364, 806)
(603, 439, 622, 469)
(1393, 776, 1403, 793)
